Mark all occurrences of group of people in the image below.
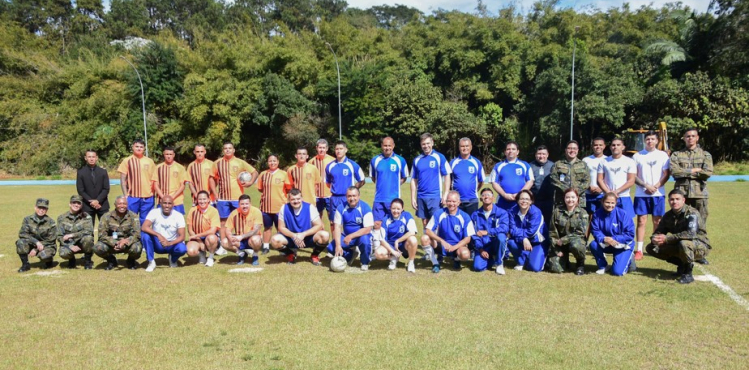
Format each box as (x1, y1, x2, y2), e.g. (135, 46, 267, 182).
(14, 129, 713, 283)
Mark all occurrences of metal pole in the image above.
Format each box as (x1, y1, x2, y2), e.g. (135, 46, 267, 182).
(325, 43, 342, 140)
(570, 26, 580, 142)
(120, 56, 149, 157)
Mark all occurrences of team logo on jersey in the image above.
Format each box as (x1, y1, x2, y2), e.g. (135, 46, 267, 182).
(515, 168, 522, 176)
(231, 165, 239, 173)
(343, 169, 349, 176)
(453, 225, 461, 233)
(306, 173, 312, 180)
(429, 161, 436, 169)
(390, 164, 397, 172)
(274, 178, 283, 184)
(172, 171, 179, 177)
(399, 225, 405, 233)
(355, 217, 362, 224)
(647, 160, 658, 167)
(613, 223, 619, 227)
(609, 167, 622, 174)
(469, 166, 475, 174)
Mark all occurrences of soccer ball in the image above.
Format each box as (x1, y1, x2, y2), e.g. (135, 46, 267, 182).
(238, 171, 252, 185)
(329, 256, 347, 272)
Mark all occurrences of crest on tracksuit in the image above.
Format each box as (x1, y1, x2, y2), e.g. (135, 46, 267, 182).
(343, 169, 349, 176)
(399, 225, 405, 233)
(515, 168, 522, 176)
(429, 161, 436, 168)
(390, 164, 397, 172)
(453, 225, 461, 233)
(355, 217, 362, 224)
(469, 166, 475, 174)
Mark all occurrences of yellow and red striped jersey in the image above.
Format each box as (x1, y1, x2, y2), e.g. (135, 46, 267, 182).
(257, 169, 291, 214)
(308, 154, 334, 198)
(186, 205, 221, 235)
(287, 163, 320, 205)
(117, 155, 156, 198)
(153, 162, 188, 205)
(225, 207, 263, 235)
(187, 159, 216, 200)
(213, 157, 255, 201)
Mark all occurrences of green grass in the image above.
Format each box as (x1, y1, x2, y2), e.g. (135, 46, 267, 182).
(1, 183, 748, 369)
(714, 161, 749, 175)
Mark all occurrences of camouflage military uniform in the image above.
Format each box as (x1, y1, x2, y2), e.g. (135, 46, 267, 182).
(547, 206, 589, 273)
(645, 204, 710, 265)
(16, 214, 57, 262)
(670, 147, 712, 223)
(549, 158, 590, 209)
(57, 210, 94, 260)
(94, 210, 142, 259)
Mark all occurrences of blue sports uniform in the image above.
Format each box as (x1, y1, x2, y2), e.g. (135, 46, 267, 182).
(370, 153, 408, 221)
(450, 156, 485, 216)
(506, 204, 548, 272)
(411, 151, 451, 219)
(589, 206, 635, 276)
(490, 159, 534, 210)
(471, 205, 509, 272)
(325, 157, 365, 220)
(328, 200, 374, 265)
(383, 211, 418, 257)
(278, 202, 319, 249)
(426, 208, 476, 258)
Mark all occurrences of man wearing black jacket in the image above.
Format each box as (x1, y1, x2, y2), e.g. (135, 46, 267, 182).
(76, 149, 110, 222)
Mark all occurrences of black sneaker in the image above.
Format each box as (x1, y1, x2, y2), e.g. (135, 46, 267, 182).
(575, 266, 585, 276)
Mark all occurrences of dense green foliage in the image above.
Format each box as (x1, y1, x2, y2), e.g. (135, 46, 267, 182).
(0, 0, 748, 174)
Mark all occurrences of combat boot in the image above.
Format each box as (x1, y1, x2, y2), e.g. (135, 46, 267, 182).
(83, 253, 93, 270)
(126, 257, 138, 270)
(104, 255, 118, 270)
(43, 261, 54, 269)
(666, 257, 683, 277)
(677, 263, 694, 284)
(67, 256, 77, 269)
(18, 255, 31, 273)
(575, 261, 585, 276)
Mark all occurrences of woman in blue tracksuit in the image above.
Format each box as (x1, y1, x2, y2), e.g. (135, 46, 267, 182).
(589, 192, 636, 276)
(507, 189, 548, 272)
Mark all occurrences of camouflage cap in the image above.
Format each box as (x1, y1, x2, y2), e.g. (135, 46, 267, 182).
(36, 198, 49, 208)
(70, 195, 83, 203)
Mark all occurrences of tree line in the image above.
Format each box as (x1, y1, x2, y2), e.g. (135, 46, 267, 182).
(0, 0, 747, 175)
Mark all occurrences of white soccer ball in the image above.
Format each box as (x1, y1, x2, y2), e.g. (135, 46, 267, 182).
(238, 171, 251, 184)
(329, 256, 348, 273)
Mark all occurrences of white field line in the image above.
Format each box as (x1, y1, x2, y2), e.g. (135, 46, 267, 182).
(228, 267, 263, 273)
(695, 265, 749, 311)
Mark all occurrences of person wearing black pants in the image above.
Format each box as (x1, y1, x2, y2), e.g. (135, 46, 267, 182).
(76, 149, 110, 222)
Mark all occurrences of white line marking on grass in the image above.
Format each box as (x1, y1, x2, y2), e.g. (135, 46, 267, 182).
(0, 254, 5, 258)
(228, 267, 263, 273)
(23, 270, 66, 277)
(695, 265, 749, 311)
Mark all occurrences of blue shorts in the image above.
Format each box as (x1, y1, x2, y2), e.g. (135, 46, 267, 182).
(283, 235, 316, 249)
(217, 200, 239, 219)
(617, 197, 635, 220)
(634, 196, 666, 217)
(416, 197, 441, 220)
(372, 202, 391, 222)
(238, 239, 250, 250)
(316, 198, 330, 217)
(329, 195, 347, 221)
(585, 194, 604, 214)
(262, 213, 279, 229)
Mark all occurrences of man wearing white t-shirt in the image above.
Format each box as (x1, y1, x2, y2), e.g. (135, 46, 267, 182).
(141, 195, 186, 272)
(597, 138, 637, 220)
(632, 131, 670, 261)
(583, 137, 607, 215)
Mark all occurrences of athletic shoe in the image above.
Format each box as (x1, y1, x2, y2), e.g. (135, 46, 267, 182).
(286, 254, 296, 264)
(326, 252, 334, 258)
(596, 266, 611, 275)
(198, 251, 207, 264)
(311, 255, 321, 266)
(431, 265, 440, 273)
(261, 245, 270, 255)
(513, 265, 523, 271)
(634, 251, 643, 261)
(205, 258, 214, 267)
(236, 251, 247, 265)
(495, 265, 506, 275)
(145, 260, 156, 272)
(361, 264, 369, 271)
(407, 260, 415, 273)
(215, 246, 228, 255)
(628, 259, 637, 273)
(388, 256, 398, 270)
(575, 266, 585, 275)
(251, 255, 259, 266)
(169, 256, 179, 268)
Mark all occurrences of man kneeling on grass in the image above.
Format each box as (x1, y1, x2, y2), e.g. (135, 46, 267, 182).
(270, 188, 330, 265)
(646, 189, 711, 284)
(222, 194, 263, 265)
(142, 196, 187, 272)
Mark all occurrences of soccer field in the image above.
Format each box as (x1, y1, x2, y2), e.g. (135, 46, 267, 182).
(1, 183, 748, 369)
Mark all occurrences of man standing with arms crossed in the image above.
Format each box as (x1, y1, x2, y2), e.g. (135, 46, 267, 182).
(411, 133, 451, 257)
(670, 128, 713, 225)
(118, 139, 156, 226)
(309, 139, 335, 223)
(490, 141, 534, 210)
(325, 141, 366, 226)
(76, 149, 110, 223)
(448, 137, 485, 216)
(632, 131, 670, 261)
(597, 138, 637, 220)
(550, 140, 590, 210)
(369, 137, 408, 248)
(213, 141, 258, 249)
(153, 147, 188, 214)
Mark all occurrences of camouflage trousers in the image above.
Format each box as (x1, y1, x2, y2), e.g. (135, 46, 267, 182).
(686, 198, 708, 225)
(94, 240, 143, 259)
(548, 237, 587, 273)
(16, 239, 56, 262)
(59, 236, 95, 260)
(646, 239, 710, 264)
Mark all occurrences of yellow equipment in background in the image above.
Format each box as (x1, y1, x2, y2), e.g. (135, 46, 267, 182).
(623, 121, 670, 156)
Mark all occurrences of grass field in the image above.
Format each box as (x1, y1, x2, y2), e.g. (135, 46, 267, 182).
(1, 183, 748, 369)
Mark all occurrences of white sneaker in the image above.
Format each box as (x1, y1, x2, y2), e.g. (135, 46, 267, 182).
(326, 252, 334, 258)
(388, 258, 397, 271)
(596, 267, 606, 275)
(496, 265, 506, 275)
(513, 265, 523, 271)
(169, 257, 178, 268)
(407, 260, 415, 273)
(205, 258, 214, 267)
(198, 251, 207, 264)
(215, 246, 228, 255)
(145, 260, 156, 272)
(361, 264, 369, 271)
